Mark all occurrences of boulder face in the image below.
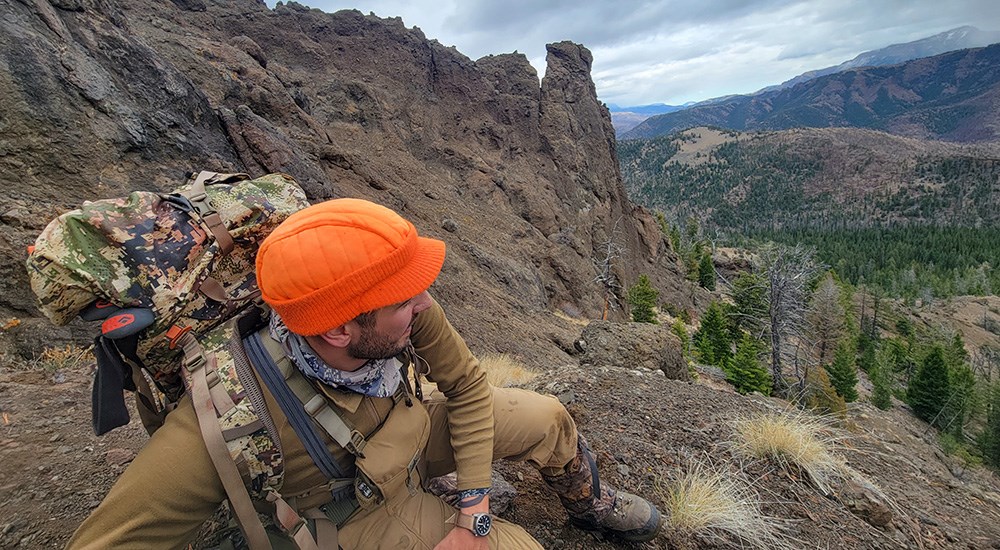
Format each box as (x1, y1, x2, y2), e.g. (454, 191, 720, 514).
(0, 0, 690, 362)
(578, 321, 689, 380)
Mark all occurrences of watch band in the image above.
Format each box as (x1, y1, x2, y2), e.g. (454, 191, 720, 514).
(454, 512, 492, 537)
(455, 513, 475, 531)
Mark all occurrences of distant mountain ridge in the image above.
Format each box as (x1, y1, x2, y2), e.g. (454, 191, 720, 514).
(759, 26, 1000, 93)
(608, 103, 687, 134)
(621, 43, 1000, 142)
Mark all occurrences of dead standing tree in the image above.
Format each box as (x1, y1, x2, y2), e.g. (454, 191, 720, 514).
(594, 218, 625, 321)
(808, 273, 846, 366)
(754, 243, 824, 397)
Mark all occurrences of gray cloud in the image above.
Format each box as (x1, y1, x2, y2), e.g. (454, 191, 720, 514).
(276, 0, 1000, 105)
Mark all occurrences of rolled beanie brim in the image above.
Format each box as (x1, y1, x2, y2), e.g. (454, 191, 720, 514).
(267, 235, 445, 336)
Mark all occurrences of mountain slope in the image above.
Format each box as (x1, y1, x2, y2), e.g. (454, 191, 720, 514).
(622, 44, 1000, 142)
(608, 103, 687, 134)
(620, 126, 1000, 231)
(760, 25, 1000, 93)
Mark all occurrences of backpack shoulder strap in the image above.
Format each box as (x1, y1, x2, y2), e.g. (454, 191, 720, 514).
(244, 329, 360, 480)
(256, 330, 370, 459)
(176, 331, 272, 550)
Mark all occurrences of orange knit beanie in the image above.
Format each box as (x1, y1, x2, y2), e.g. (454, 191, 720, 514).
(255, 198, 446, 336)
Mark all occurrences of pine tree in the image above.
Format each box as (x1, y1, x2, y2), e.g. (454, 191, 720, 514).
(825, 342, 859, 402)
(725, 333, 772, 395)
(698, 252, 716, 290)
(671, 318, 691, 359)
(803, 366, 846, 419)
(627, 274, 659, 324)
(980, 382, 1000, 469)
(870, 346, 894, 410)
(694, 301, 731, 366)
(940, 364, 976, 437)
(907, 346, 951, 425)
(808, 273, 845, 365)
(729, 271, 767, 341)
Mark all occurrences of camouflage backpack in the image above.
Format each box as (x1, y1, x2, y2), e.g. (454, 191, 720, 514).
(26, 171, 311, 434)
(28, 172, 366, 549)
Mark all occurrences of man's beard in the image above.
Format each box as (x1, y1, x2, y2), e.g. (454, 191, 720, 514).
(347, 326, 408, 360)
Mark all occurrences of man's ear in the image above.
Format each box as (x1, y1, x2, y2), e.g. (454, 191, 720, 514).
(318, 323, 352, 348)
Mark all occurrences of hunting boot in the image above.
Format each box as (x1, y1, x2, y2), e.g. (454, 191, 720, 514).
(542, 435, 663, 542)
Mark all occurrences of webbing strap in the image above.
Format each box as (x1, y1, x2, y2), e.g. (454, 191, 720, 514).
(269, 494, 322, 550)
(179, 333, 271, 550)
(258, 332, 368, 459)
(206, 367, 237, 416)
(180, 171, 237, 256)
(244, 331, 349, 482)
(303, 508, 340, 550)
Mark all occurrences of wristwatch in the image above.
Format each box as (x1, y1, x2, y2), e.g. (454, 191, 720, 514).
(456, 512, 492, 537)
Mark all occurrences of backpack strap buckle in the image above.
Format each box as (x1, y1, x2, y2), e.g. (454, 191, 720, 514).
(166, 325, 193, 350)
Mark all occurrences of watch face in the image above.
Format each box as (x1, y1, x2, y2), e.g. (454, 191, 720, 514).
(473, 513, 492, 537)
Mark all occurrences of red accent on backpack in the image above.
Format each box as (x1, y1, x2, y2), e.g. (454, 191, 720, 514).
(102, 313, 135, 334)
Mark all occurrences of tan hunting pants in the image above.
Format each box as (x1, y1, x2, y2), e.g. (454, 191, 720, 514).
(338, 387, 579, 549)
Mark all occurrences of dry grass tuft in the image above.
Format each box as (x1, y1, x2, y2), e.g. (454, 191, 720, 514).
(552, 309, 589, 326)
(479, 353, 539, 388)
(33, 344, 93, 373)
(731, 410, 849, 495)
(660, 461, 791, 549)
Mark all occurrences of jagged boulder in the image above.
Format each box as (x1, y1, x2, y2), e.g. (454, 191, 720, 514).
(578, 320, 688, 380)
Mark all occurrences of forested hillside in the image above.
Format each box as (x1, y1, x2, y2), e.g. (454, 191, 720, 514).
(622, 127, 1000, 229)
(619, 127, 1000, 299)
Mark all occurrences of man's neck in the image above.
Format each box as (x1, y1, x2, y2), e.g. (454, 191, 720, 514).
(304, 335, 368, 372)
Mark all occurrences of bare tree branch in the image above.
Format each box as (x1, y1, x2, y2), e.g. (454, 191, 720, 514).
(594, 217, 625, 320)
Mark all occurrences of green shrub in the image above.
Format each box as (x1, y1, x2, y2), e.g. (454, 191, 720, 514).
(724, 333, 771, 395)
(627, 274, 659, 324)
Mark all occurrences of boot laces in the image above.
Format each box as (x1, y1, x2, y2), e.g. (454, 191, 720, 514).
(612, 495, 633, 520)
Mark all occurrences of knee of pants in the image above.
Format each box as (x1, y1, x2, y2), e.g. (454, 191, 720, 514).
(492, 388, 578, 470)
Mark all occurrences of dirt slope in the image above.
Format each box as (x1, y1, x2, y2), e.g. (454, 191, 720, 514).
(4, 355, 1000, 549)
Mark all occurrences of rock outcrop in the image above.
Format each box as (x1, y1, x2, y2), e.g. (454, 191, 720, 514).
(0, 0, 694, 362)
(579, 320, 688, 379)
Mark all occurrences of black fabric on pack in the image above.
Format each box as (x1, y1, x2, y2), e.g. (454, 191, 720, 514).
(91, 335, 133, 435)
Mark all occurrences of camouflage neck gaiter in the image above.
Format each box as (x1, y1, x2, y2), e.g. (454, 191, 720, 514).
(268, 313, 402, 398)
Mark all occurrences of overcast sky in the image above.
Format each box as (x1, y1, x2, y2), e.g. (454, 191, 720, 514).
(271, 0, 1000, 107)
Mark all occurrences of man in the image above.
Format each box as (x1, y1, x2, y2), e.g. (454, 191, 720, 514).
(67, 198, 662, 549)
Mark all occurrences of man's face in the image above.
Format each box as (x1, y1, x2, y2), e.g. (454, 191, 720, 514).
(347, 291, 433, 360)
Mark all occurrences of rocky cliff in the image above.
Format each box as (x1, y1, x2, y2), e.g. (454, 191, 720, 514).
(0, 0, 694, 362)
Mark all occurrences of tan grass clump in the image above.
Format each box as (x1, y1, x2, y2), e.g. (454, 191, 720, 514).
(479, 353, 539, 388)
(731, 410, 848, 495)
(552, 309, 589, 326)
(25, 344, 93, 373)
(660, 462, 790, 549)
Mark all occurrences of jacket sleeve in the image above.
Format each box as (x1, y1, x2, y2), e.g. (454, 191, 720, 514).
(66, 395, 226, 549)
(410, 297, 494, 491)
